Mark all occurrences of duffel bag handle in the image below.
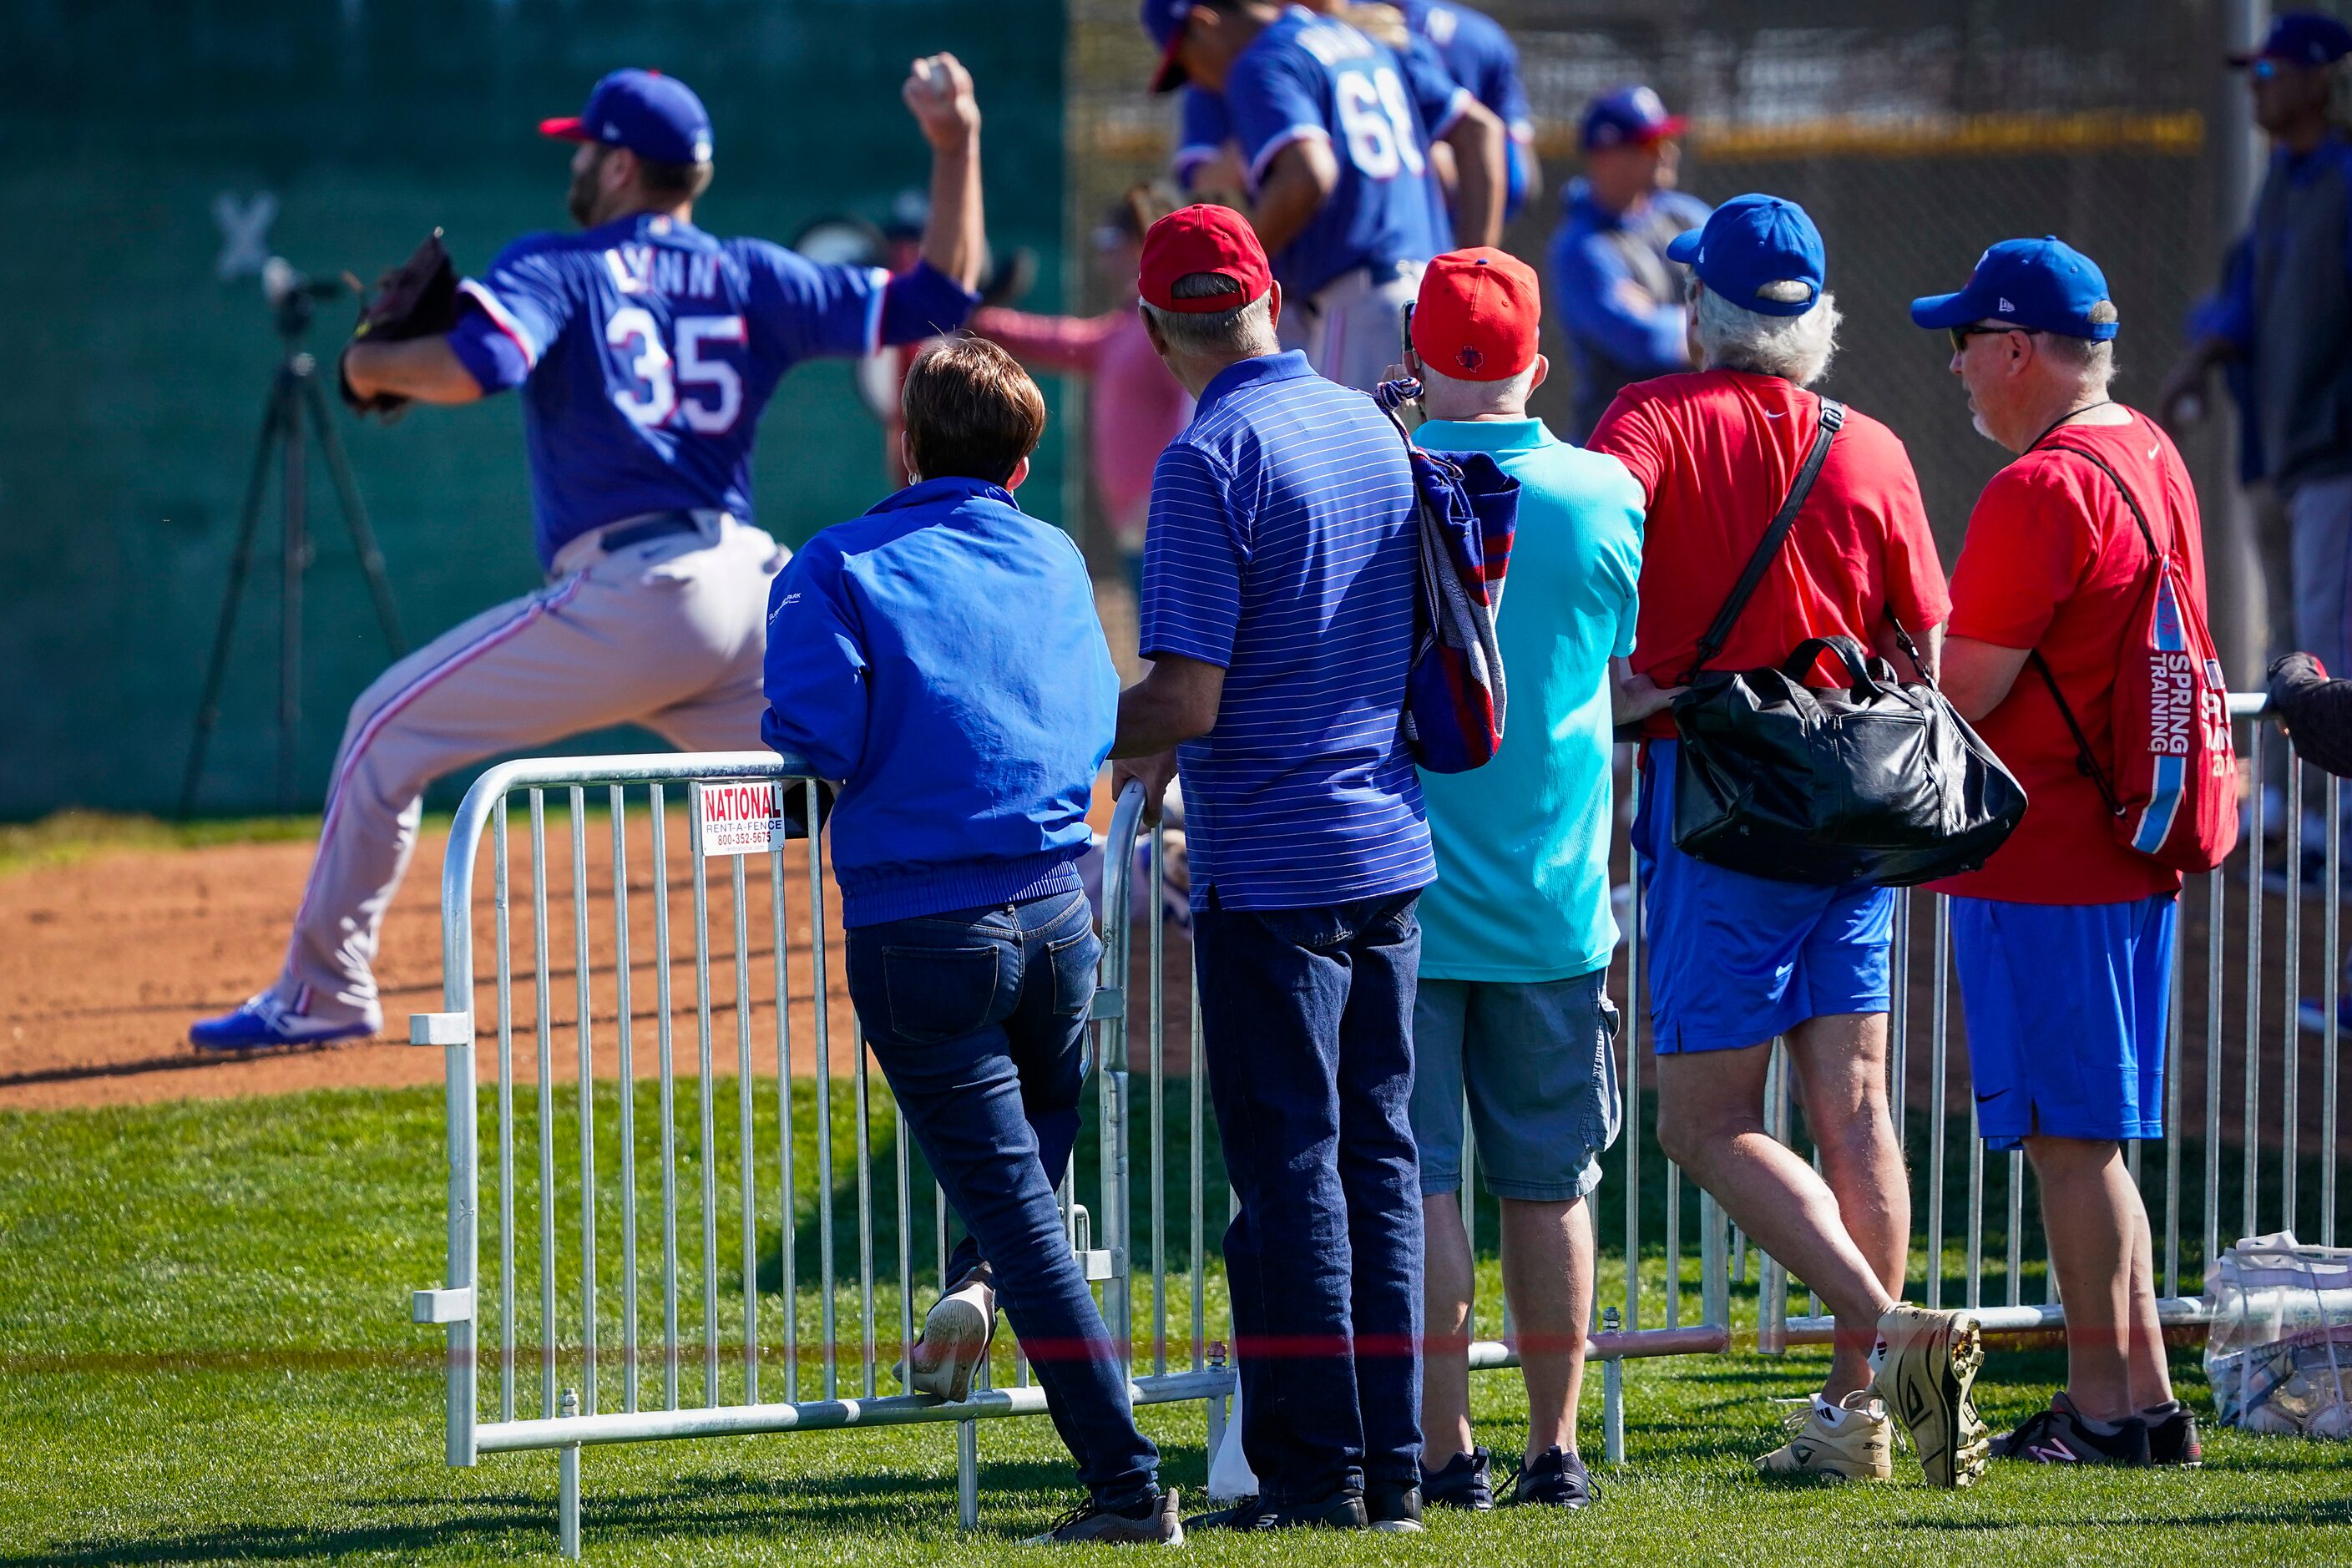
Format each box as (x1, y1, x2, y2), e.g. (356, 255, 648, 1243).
(1778, 634, 1887, 700)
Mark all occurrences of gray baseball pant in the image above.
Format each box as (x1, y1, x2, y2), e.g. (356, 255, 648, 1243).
(1302, 260, 1426, 394)
(269, 513, 786, 1026)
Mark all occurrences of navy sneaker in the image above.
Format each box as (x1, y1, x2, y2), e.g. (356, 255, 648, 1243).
(1420, 1447, 1495, 1511)
(2143, 1402, 2203, 1468)
(1510, 1447, 1595, 1509)
(1363, 1479, 1424, 1534)
(190, 994, 379, 1051)
(1994, 1393, 2150, 1466)
(1184, 1491, 1366, 1531)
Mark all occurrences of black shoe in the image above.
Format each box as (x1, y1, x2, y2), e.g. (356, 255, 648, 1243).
(1510, 1447, 1595, 1509)
(1183, 1490, 1366, 1531)
(2143, 1402, 2204, 1468)
(1420, 1448, 1495, 1511)
(1364, 1479, 1424, 1533)
(1994, 1394, 2151, 1466)
(1025, 1489, 1184, 1545)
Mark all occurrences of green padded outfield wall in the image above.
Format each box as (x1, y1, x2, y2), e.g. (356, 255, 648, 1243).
(0, 0, 1067, 817)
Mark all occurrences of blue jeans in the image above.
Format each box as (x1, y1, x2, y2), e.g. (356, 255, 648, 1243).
(1191, 888, 1425, 1506)
(845, 888, 1158, 1509)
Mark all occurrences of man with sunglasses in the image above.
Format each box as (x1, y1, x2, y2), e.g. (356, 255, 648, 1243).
(2160, 12, 2352, 684)
(1920, 238, 2205, 1469)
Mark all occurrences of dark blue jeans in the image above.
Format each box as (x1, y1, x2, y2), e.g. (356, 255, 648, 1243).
(846, 888, 1158, 1509)
(1191, 888, 1425, 1506)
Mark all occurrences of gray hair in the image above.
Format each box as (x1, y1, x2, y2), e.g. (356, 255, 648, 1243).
(2037, 301, 2119, 391)
(1140, 271, 1282, 358)
(1692, 281, 1842, 387)
(1419, 362, 1536, 418)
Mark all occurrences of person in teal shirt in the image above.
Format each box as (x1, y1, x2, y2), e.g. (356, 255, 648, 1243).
(1399, 248, 1647, 1515)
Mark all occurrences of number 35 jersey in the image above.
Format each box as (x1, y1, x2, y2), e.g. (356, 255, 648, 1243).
(1224, 7, 1471, 299)
(446, 212, 975, 569)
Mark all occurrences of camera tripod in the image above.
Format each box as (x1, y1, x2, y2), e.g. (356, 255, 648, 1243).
(179, 262, 408, 818)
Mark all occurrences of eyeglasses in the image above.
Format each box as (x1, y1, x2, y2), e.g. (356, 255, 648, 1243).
(1948, 324, 2041, 354)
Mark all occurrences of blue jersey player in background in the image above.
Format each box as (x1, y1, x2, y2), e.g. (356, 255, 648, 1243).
(1546, 85, 1711, 440)
(1172, 3, 1537, 223)
(193, 61, 987, 1050)
(1143, 0, 1505, 392)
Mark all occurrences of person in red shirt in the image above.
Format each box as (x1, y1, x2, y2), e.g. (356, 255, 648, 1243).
(1918, 238, 2203, 1470)
(1589, 194, 1984, 1488)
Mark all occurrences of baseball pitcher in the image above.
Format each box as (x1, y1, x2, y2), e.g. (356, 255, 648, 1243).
(193, 60, 985, 1050)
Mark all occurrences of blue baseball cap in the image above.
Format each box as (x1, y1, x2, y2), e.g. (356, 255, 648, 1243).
(1581, 85, 1687, 151)
(1141, 0, 1195, 94)
(1909, 236, 2118, 341)
(2230, 11, 2352, 67)
(1665, 194, 1825, 318)
(540, 69, 713, 165)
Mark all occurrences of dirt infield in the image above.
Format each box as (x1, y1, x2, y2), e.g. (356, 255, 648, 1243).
(3, 786, 2342, 1164)
(0, 796, 1193, 1115)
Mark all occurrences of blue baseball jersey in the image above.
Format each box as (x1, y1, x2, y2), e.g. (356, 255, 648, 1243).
(1223, 6, 1470, 297)
(1394, 0, 1535, 217)
(446, 211, 975, 567)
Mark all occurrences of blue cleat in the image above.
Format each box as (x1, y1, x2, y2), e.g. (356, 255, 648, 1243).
(190, 994, 379, 1051)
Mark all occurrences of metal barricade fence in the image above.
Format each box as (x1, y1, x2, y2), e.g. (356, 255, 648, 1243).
(410, 700, 2338, 1553)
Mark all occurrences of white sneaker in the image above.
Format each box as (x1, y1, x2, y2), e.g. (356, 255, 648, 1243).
(909, 1274, 995, 1401)
(1756, 1392, 1894, 1481)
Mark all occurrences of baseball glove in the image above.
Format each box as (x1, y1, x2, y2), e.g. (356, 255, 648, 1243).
(340, 228, 460, 418)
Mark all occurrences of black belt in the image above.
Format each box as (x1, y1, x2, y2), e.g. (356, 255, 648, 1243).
(597, 512, 701, 553)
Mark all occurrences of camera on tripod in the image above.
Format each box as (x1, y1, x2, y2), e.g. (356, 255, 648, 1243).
(180, 256, 408, 817)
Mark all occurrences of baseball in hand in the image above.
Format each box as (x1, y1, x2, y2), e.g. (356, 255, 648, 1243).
(903, 52, 979, 150)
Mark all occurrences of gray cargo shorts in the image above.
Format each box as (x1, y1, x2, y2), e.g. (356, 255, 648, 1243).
(1409, 969, 1623, 1203)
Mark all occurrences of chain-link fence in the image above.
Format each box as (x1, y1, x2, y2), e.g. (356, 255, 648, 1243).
(1063, 0, 2280, 648)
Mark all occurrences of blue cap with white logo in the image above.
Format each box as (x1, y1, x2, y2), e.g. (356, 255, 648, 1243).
(540, 69, 713, 165)
(1909, 236, 2118, 341)
(2229, 11, 2352, 68)
(1665, 193, 1825, 318)
(1581, 85, 1687, 151)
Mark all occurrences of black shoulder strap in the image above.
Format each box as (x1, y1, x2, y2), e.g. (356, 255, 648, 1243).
(2021, 427, 2165, 819)
(1682, 397, 1844, 684)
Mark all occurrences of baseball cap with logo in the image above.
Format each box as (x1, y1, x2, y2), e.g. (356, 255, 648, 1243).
(1666, 193, 1824, 318)
(1581, 84, 1687, 151)
(1139, 204, 1273, 312)
(1412, 248, 1542, 381)
(1141, 0, 1197, 94)
(540, 69, 714, 165)
(2228, 10, 2352, 68)
(1908, 236, 2118, 341)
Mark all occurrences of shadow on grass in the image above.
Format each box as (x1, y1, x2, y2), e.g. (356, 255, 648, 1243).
(1879, 1498, 2352, 1532)
(7, 1459, 1138, 1565)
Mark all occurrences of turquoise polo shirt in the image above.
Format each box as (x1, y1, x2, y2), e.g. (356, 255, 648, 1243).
(1414, 417, 1644, 981)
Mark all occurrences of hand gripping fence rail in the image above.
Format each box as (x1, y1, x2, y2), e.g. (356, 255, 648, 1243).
(412, 698, 2340, 1553)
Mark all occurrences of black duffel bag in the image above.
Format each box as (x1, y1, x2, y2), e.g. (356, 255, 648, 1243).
(1669, 397, 2026, 887)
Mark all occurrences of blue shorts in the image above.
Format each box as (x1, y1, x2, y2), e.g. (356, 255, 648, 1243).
(1950, 893, 2177, 1151)
(1634, 740, 1894, 1054)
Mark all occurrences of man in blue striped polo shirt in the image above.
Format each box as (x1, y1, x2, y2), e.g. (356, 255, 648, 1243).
(1110, 204, 1434, 1533)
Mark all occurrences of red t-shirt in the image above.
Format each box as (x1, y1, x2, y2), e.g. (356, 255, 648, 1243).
(1587, 370, 1952, 738)
(1929, 410, 2203, 906)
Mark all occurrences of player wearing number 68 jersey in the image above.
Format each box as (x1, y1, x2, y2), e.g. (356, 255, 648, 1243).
(1143, 0, 1505, 392)
(190, 62, 986, 1050)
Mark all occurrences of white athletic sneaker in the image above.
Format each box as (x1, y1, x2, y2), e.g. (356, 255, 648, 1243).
(1756, 1392, 1894, 1481)
(909, 1273, 996, 1401)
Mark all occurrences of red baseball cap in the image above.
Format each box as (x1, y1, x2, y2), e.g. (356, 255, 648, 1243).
(1139, 204, 1272, 313)
(1411, 248, 1541, 381)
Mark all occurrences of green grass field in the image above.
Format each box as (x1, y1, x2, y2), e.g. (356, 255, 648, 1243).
(5, 1086, 2352, 1565)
